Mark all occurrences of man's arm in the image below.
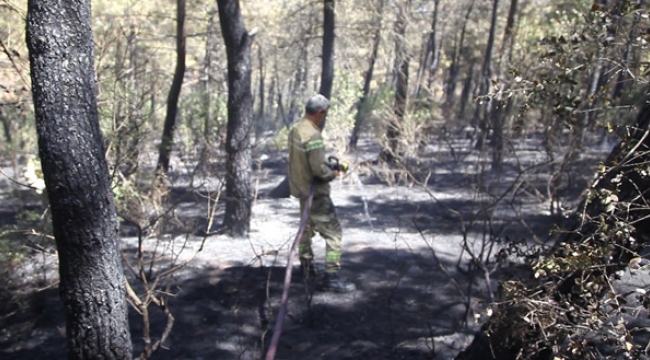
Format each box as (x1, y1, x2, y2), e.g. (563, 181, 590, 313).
(305, 135, 335, 181)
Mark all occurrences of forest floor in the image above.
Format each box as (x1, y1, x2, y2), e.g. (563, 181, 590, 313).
(0, 131, 618, 360)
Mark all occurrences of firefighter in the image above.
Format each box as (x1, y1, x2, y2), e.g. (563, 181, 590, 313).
(288, 94, 356, 293)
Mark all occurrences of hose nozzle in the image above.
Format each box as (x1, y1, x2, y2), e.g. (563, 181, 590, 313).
(326, 156, 349, 173)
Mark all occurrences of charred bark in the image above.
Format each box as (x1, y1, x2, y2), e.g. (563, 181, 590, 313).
(0, 108, 11, 143)
(500, 0, 518, 64)
(613, 11, 640, 100)
(202, 9, 217, 141)
(490, 0, 519, 173)
(319, 0, 335, 100)
(256, 44, 266, 139)
(473, 0, 499, 151)
(444, 0, 475, 114)
(381, 4, 408, 163)
(217, 0, 254, 237)
(26, 0, 133, 358)
(415, 0, 440, 97)
(157, 0, 187, 175)
(349, 0, 384, 149)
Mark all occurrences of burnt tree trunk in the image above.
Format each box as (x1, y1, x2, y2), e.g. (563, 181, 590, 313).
(157, 0, 187, 175)
(202, 9, 217, 140)
(473, 0, 499, 151)
(444, 0, 475, 114)
(500, 0, 518, 64)
(26, 0, 133, 358)
(291, 32, 311, 126)
(349, 0, 384, 149)
(256, 44, 266, 140)
(459, 60, 476, 118)
(415, 0, 440, 97)
(381, 4, 408, 163)
(319, 0, 335, 100)
(0, 108, 11, 143)
(490, 0, 519, 173)
(218, 0, 254, 237)
(613, 10, 640, 100)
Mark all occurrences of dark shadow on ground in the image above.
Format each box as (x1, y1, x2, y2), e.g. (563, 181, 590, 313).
(0, 287, 66, 360)
(1, 247, 478, 360)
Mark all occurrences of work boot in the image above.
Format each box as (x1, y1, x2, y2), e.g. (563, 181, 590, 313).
(323, 273, 356, 293)
(300, 260, 316, 278)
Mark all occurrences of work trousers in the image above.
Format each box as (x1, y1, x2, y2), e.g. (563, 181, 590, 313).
(298, 195, 342, 274)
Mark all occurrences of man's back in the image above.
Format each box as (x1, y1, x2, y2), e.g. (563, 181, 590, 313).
(288, 119, 332, 198)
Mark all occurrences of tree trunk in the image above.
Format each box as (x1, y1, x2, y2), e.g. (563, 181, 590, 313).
(459, 61, 476, 118)
(256, 44, 266, 141)
(203, 9, 217, 140)
(318, 0, 335, 131)
(349, 0, 384, 149)
(319, 0, 335, 100)
(415, 0, 440, 98)
(157, 0, 187, 175)
(381, 4, 408, 162)
(218, 0, 254, 237)
(292, 33, 311, 125)
(490, 0, 519, 173)
(267, 63, 277, 126)
(426, 0, 442, 91)
(473, 0, 499, 151)
(500, 0, 518, 64)
(26, 0, 133, 358)
(0, 108, 11, 143)
(444, 0, 475, 114)
(613, 11, 640, 100)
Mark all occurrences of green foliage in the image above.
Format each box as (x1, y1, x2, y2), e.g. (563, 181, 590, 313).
(359, 83, 397, 135)
(323, 69, 363, 151)
(510, 2, 650, 132)
(485, 123, 650, 358)
(270, 125, 290, 151)
(112, 175, 138, 216)
(177, 90, 228, 153)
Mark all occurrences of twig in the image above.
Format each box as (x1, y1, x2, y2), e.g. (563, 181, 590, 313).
(0, 165, 42, 191)
(413, 221, 469, 304)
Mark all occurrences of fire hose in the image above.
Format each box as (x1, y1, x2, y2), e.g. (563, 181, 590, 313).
(264, 157, 348, 360)
(264, 182, 314, 360)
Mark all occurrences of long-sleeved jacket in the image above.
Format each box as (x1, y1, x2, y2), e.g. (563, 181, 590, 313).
(288, 118, 335, 199)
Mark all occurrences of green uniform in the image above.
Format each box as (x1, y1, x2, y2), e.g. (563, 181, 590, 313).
(288, 118, 342, 274)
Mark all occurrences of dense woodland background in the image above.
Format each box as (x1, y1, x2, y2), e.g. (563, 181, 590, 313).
(3, 0, 650, 359)
(2, 0, 643, 175)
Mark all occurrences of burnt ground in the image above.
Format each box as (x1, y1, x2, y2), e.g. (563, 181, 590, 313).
(0, 133, 616, 359)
